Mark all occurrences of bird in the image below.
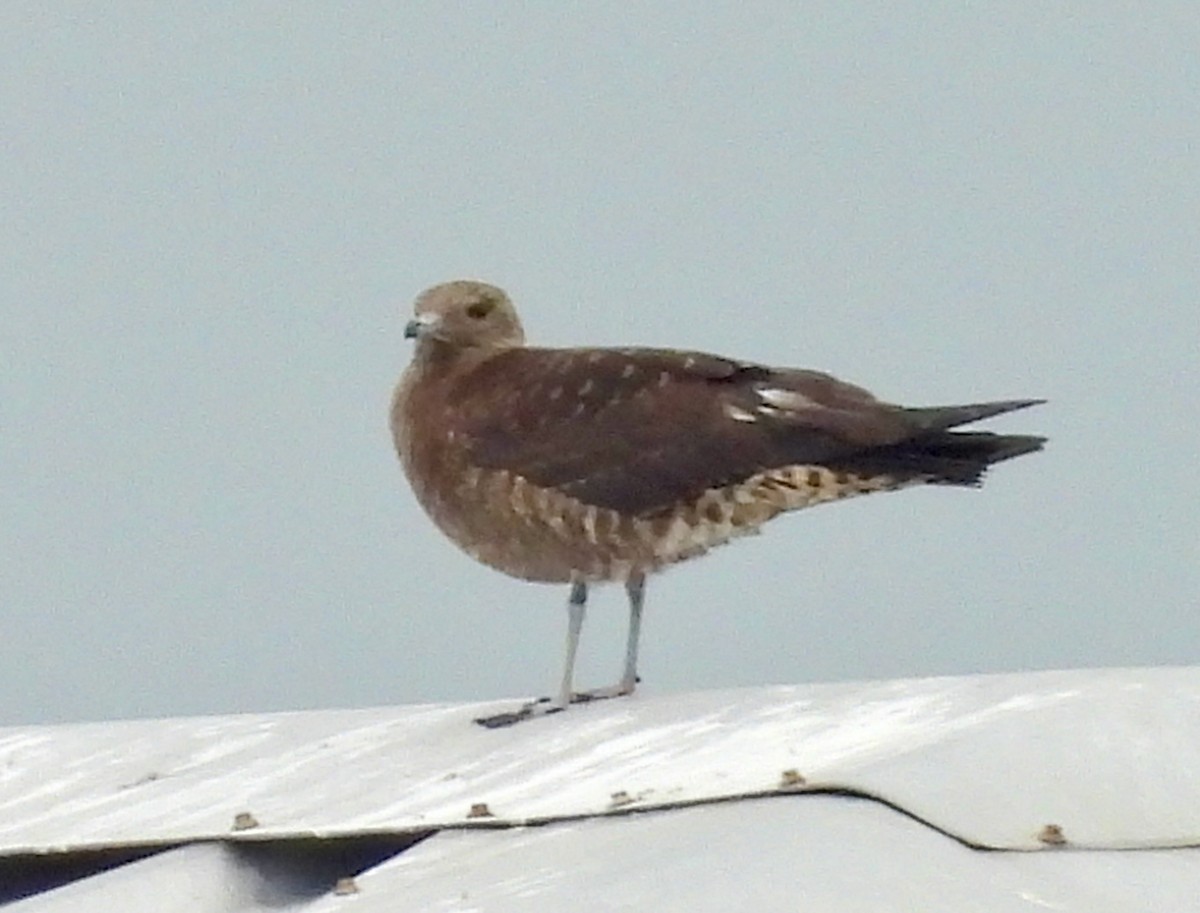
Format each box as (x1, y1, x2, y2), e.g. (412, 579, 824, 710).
(390, 280, 1046, 727)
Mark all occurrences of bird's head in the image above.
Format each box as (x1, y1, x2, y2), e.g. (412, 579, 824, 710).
(405, 281, 525, 351)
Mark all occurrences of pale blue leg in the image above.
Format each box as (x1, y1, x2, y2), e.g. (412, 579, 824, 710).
(556, 579, 588, 707)
(475, 579, 586, 728)
(618, 572, 645, 694)
(573, 572, 644, 702)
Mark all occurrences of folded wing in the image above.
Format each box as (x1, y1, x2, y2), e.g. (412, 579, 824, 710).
(453, 347, 1044, 514)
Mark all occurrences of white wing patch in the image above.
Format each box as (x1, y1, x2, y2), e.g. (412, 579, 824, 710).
(756, 386, 818, 412)
(723, 403, 758, 423)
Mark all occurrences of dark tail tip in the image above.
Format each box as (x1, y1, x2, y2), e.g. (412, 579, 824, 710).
(905, 398, 1046, 432)
(980, 433, 1048, 464)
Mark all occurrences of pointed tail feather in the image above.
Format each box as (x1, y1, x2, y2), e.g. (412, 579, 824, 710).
(919, 431, 1047, 483)
(834, 430, 1047, 487)
(904, 398, 1045, 432)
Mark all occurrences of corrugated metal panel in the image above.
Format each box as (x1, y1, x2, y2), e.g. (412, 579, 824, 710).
(317, 799, 1200, 913)
(9, 799, 1200, 912)
(5, 844, 256, 913)
(1, 667, 1198, 858)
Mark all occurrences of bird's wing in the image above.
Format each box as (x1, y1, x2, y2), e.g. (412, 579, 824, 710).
(450, 346, 918, 515)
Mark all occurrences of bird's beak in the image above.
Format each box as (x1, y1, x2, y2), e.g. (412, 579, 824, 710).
(404, 312, 440, 340)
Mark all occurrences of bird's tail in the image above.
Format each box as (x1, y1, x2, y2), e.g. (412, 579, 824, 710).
(903, 398, 1045, 432)
(835, 399, 1047, 486)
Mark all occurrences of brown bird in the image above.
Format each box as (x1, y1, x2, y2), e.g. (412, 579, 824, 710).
(391, 280, 1045, 727)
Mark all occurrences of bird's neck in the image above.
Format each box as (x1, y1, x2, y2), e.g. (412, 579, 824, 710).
(412, 338, 513, 375)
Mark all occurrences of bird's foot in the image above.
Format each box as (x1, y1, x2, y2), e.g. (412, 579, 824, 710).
(474, 697, 566, 729)
(473, 678, 640, 728)
(568, 678, 639, 704)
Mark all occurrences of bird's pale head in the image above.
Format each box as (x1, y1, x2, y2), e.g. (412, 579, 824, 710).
(405, 281, 525, 351)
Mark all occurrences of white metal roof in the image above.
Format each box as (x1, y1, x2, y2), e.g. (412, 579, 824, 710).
(2, 666, 1198, 910)
(10, 801, 1200, 913)
(343, 799, 1200, 913)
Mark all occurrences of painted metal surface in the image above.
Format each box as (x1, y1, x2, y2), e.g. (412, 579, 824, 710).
(317, 799, 1200, 913)
(2, 666, 1198, 857)
(10, 800, 1200, 912)
(5, 844, 257, 913)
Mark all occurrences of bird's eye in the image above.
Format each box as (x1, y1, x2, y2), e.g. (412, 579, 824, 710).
(466, 300, 494, 320)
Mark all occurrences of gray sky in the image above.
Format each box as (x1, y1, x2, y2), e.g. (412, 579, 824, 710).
(2, 5, 1197, 725)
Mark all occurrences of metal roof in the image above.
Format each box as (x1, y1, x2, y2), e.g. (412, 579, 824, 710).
(2, 666, 1199, 909)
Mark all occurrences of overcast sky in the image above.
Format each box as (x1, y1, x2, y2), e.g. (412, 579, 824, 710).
(2, 5, 1197, 725)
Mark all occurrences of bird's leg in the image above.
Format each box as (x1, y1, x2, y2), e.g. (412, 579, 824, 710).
(557, 579, 588, 707)
(475, 575, 643, 727)
(571, 572, 644, 703)
(619, 572, 644, 693)
(475, 578, 587, 728)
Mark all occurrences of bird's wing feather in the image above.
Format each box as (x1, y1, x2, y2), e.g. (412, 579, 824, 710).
(451, 347, 916, 514)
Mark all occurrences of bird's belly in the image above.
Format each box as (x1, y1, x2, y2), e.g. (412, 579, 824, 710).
(411, 464, 659, 583)
(407, 455, 910, 585)
(408, 463, 773, 583)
